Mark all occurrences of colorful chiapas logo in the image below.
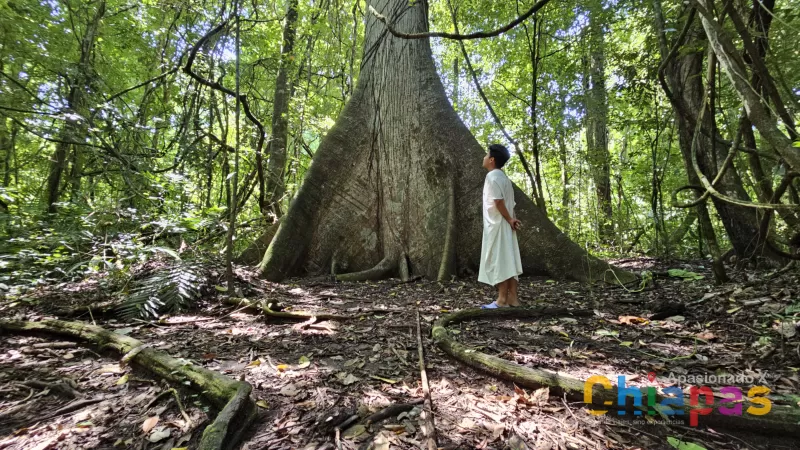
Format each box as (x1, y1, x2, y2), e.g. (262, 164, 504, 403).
(583, 372, 772, 426)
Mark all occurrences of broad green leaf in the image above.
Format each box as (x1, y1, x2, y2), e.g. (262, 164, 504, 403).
(667, 437, 707, 450)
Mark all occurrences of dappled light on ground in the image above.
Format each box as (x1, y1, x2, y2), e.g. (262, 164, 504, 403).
(2, 259, 800, 448)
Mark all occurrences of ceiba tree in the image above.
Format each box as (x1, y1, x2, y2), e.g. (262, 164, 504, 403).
(258, 0, 634, 284)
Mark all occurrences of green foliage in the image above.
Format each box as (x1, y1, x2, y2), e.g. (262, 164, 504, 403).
(667, 437, 707, 450)
(1, 0, 799, 276)
(667, 269, 705, 281)
(116, 262, 206, 320)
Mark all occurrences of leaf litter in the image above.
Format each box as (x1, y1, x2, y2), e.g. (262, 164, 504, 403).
(2, 258, 800, 449)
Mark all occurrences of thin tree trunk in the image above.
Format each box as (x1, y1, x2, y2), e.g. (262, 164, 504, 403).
(0, 115, 9, 189)
(206, 71, 215, 209)
(694, 0, 800, 172)
(585, 2, 613, 241)
(650, 112, 664, 254)
(44, 0, 106, 212)
(523, 10, 547, 215)
(0, 57, 5, 190)
(652, 2, 728, 281)
(265, 0, 299, 218)
(558, 129, 570, 233)
(668, 210, 698, 247)
(451, 57, 459, 109)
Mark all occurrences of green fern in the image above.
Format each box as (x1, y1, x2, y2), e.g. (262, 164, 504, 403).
(117, 263, 205, 320)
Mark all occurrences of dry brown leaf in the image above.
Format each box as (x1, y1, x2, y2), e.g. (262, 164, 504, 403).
(342, 424, 366, 439)
(531, 386, 549, 405)
(459, 418, 476, 429)
(696, 332, 716, 341)
(142, 416, 159, 433)
(279, 383, 300, 397)
(619, 315, 648, 325)
(373, 432, 391, 450)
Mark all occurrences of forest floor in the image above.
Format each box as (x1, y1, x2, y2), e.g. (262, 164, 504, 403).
(1, 258, 800, 450)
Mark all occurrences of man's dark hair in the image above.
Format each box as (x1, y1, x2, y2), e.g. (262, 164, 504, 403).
(488, 144, 511, 168)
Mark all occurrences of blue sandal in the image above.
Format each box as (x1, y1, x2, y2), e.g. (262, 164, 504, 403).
(481, 301, 500, 309)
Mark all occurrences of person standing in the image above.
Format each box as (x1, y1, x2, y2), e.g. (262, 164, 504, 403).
(479, 144, 523, 308)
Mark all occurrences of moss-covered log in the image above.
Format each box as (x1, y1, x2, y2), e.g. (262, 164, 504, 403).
(432, 308, 800, 436)
(0, 319, 256, 450)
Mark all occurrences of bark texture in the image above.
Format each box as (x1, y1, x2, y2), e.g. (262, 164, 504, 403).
(259, 0, 634, 284)
(265, 0, 299, 217)
(585, 2, 613, 241)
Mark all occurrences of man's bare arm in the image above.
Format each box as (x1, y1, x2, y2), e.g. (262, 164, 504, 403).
(494, 199, 521, 230)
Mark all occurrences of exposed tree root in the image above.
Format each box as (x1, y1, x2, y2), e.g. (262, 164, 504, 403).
(222, 297, 403, 322)
(39, 395, 121, 422)
(398, 253, 410, 283)
(364, 398, 424, 426)
(335, 256, 396, 282)
(0, 319, 256, 450)
(432, 308, 800, 436)
(223, 297, 352, 321)
(437, 178, 457, 282)
(49, 300, 117, 319)
(22, 379, 80, 399)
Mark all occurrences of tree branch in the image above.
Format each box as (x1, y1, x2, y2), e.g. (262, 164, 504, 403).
(691, 0, 800, 171)
(183, 20, 268, 214)
(103, 67, 180, 104)
(448, 1, 543, 208)
(369, 0, 552, 41)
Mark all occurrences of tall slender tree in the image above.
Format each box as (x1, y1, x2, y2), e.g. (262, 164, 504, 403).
(45, 0, 106, 213)
(584, 0, 613, 241)
(265, 0, 300, 218)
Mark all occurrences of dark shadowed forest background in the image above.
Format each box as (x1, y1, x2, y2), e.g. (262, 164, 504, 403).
(1, 0, 800, 448)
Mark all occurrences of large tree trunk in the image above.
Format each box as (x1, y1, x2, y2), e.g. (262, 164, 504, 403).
(258, 0, 634, 284)
(739, 0, 800, 232)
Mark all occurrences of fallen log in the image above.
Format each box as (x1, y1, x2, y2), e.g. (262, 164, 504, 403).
(0, 319, 256, 450)
(432, 307, 800, 436)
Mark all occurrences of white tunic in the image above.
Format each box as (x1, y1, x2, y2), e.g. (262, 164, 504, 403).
(478, 169, 523, 286)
